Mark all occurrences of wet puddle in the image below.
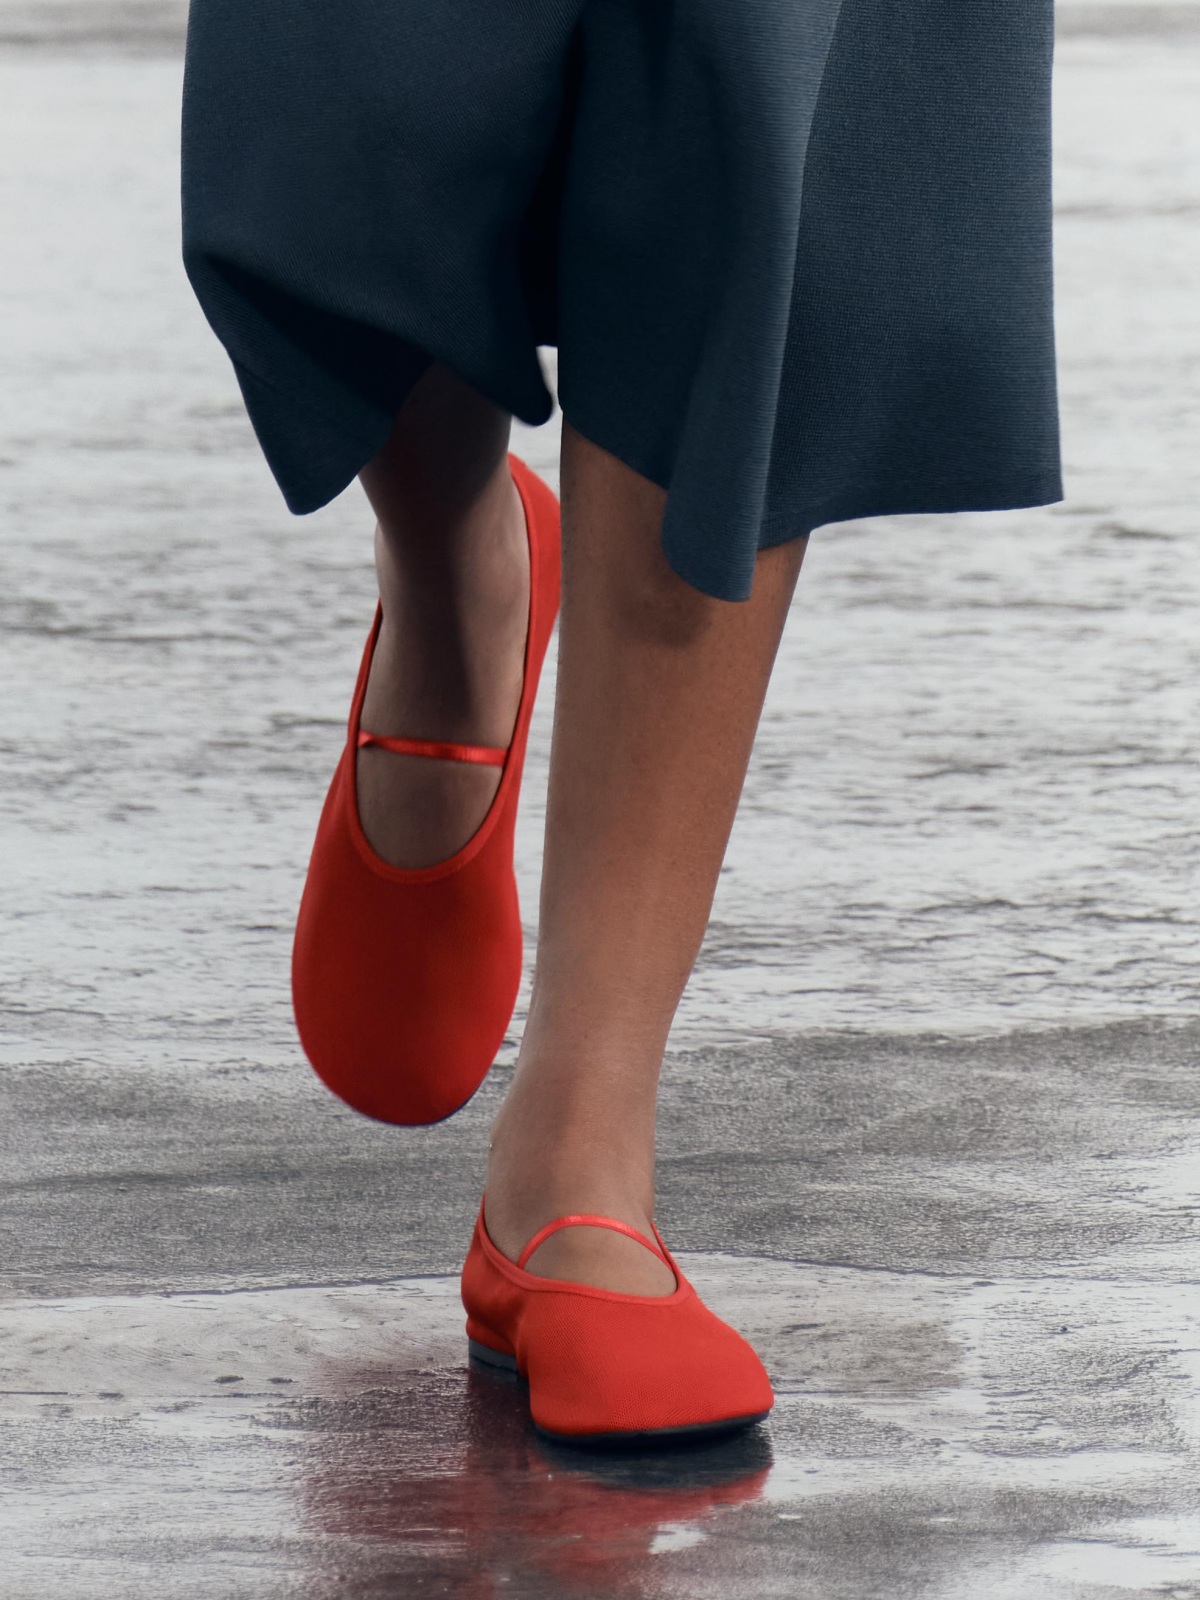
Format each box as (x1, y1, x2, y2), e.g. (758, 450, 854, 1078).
(4, 1254, 1199, 1597)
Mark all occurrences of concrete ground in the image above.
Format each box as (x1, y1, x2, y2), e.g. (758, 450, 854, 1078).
(1, 3, 1199, 1597)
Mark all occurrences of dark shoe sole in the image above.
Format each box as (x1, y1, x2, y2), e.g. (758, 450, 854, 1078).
(468, 1337, 771, 1448)
(469, 1335, 521, 1372)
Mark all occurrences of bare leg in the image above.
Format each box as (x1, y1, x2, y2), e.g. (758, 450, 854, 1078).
(485, 420, 807, 1296)
(356, 362, 529, 868)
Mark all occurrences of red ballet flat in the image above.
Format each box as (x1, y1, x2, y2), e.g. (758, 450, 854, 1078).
(461, 1203, 774, 1444)
(291, 455, 561, 1125)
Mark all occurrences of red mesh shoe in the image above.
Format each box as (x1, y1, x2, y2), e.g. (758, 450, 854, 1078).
(461, 1203, 774, 1444)
(291, 455, 561, 1125)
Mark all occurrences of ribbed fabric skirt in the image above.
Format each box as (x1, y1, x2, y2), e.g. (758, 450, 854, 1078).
(181, 0, 1061, 601)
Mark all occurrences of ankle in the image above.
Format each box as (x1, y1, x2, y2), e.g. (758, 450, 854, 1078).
(489, 1085, 655, 1181)
(375, 464, 526, 604)
(481, 1004, 674, 1300)
(482, 1152, 673, 1298)
(485, 1117, 657, 1246)
(362, 474, 527, 731)
(353, 466, 530, 868)
(485, 1148, 656, 1224)
(373, 481, 525, 687)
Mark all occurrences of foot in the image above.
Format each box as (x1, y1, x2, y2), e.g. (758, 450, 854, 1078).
(484, 1099, 677, 1299)
(355, 466, 530, 869)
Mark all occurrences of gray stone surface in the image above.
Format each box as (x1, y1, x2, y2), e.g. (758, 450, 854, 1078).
(1, 8, 1199, 1599)
(0, 0, 186, 51)
(2, 1019, 1199, 1300)
(6, 1238, 1200, 1599)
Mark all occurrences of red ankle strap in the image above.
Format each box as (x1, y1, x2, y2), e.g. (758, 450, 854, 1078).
(516, 1214, 671, 1271)
(357, 729, 507, 766)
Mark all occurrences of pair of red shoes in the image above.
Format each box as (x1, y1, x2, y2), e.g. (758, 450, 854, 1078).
(291, 455, 773, 1443)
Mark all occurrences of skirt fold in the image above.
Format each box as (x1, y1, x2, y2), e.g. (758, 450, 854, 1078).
(181, 0, 1061, 597)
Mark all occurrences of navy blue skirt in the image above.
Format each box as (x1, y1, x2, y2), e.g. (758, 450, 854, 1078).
(181, 0, 1061, 600)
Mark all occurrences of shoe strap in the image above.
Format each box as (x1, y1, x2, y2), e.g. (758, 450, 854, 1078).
(516, 1213, 671, 1271)
(357, 729, 507, 766)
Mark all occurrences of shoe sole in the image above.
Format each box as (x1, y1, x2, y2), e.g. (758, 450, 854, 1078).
(468, 1337, 771, 1447)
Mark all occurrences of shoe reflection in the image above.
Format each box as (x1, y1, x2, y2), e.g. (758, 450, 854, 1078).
(294, 1359, 771, 1598)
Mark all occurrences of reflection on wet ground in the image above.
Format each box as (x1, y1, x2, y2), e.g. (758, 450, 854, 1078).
(5, 1250, 1200, 1597)
(296, 1363, 772, 1599)
(1, 1275, 775, 1599)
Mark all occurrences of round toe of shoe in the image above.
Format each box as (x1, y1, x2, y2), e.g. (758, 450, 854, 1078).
(523, 1291, 774, 1442)
(292, 763, 521, 1126)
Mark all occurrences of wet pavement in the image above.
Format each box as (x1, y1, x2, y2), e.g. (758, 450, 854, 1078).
(5, 1021, 1200, 1594)
(2, 3, 1200, 1597)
